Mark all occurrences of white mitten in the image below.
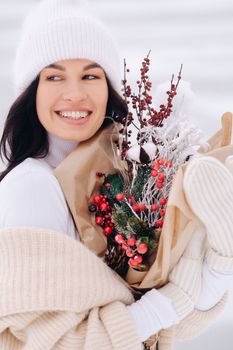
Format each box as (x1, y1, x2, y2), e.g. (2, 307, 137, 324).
(183, 156, 233, 273)
(195, 260, 233, 310)
(127, 288, 179, 342)
(225, 155, 233, 174)
(159, 227, 206, 319)
(127, 228, 206, 342)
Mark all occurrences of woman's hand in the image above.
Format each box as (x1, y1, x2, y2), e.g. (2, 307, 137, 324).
(127, 227, 206, 342)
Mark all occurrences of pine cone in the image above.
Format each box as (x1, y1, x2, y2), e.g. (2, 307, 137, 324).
(104, 241, 129, 278)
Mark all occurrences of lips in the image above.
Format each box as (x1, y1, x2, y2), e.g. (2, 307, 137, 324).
(57, 111, 90, 119)
(55, 110, 92, 125)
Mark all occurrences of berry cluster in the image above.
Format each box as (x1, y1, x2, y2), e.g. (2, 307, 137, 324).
(114, 234, 148, 268)
(150, 158, 172, 188)
(148, 158, 173, 228)
(91, 194, 114, 236)
(89, 193, 149, 268)
(89, 171, 170, 269)
(89, 177, 151, 269)
(88, 56, 182, 274)
(117, 52, 182, 160)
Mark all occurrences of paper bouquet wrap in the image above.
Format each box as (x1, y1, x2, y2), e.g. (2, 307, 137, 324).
(54, 112, 232, 291)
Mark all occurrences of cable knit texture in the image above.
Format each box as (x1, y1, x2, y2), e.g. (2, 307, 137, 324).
(183, 156, 233, 272)
(13, 0, 121, 96)
(159, 227, 206, 320)
(175, 292, 228, 341)
(0, 226, 142, 350)
(0, 226, 227, 350)
(0, 133, 231, 349)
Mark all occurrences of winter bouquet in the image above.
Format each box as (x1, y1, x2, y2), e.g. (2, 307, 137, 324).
(88, 52, 206, 281)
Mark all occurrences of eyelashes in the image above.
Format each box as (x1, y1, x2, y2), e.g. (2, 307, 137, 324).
(83, 74, 100, 80)
(46, 75, 61, 81)
(45, 74, 100, 81)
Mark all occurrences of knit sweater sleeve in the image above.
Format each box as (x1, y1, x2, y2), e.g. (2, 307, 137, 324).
(174, 291, 228, 340)
(0, 227, 142, 350)
(155, 292, 228, 350)
(0, 302, 142, 350)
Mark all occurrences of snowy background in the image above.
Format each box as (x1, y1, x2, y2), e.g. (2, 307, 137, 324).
(0, 1, 233, 348)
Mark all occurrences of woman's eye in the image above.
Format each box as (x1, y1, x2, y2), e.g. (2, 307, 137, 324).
(46, 75, 62, 81)
(83, 74, 98, 80)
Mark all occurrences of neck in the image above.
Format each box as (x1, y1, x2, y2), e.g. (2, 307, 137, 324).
(44, 132, 79, 168)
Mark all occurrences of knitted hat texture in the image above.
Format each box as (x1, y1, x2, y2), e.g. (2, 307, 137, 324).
(13, 0, 121, 96)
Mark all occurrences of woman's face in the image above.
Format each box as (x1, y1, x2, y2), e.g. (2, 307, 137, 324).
(36, 58, 108, 141)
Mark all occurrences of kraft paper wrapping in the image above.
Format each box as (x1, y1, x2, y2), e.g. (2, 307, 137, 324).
(54, 112, 232, 290)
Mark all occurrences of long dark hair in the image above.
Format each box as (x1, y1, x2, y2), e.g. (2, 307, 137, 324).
(0, 75, 128, 182)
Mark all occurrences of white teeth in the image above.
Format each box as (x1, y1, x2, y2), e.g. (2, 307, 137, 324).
(58, 111, 89, 120)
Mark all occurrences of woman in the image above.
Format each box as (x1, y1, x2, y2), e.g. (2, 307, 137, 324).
(0, 0, 232, 349)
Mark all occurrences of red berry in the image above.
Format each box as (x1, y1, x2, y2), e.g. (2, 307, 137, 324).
(137, 243, 148, 254)
(115, 234, 124, 244)
(151, 170, 158, 177)
(159, 198, 167, 205)
(103, 227, 112, 235)
(158, 159, 164, 165)
(126, 248, 135, 257)
(152, 163, 160, 170)
(129, 258, 139, 267)
(160, 209, 166, 216)
(134, 255, 143, 263)
(121, 243, 128, 251)
(158, 173, 166, 181)
(105, 183, 110, 189)
(132, 204, 140, 211)
(165, 161, 172, 167)
(127, 237, 136, 246)
(116, 193, 124, 201)
(100, 203, 108, 211)
(128, 196, 135, 204)
(156, 182, 163, 189)
(93, 195, 101, 204)
(139, 204, 146, 211)
(151, 204, 158, 211)
(156, 220, 163, 228)
(95, 216, 103, 225)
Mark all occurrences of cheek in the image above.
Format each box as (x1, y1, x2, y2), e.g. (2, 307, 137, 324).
(36, 85, 55, 120)
(96, 85, 108, 113)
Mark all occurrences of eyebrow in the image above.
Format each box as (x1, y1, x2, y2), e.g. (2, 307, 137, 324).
(44, 62, 102, 71)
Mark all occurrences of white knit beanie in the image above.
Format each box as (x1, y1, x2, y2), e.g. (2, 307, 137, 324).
(13, 0, 121, 96)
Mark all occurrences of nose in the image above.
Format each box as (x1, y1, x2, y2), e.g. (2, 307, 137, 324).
(62, 80, 88, 102)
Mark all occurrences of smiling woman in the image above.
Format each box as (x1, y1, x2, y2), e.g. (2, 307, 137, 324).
(36, 58, 109, 141)
(0, 0, 231, 350)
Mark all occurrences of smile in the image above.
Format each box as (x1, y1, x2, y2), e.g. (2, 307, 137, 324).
(57, 111, 91, 120)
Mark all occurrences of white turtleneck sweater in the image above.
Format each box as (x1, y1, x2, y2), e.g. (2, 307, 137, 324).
(0, 132, 231, 343)
(0, 132, 80, 240)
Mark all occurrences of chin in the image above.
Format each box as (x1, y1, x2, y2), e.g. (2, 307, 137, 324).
(52, 123, 102, 142)
(58, 132, 96, 142)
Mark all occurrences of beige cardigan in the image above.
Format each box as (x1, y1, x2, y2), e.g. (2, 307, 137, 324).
(0, 226, 227, 350)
